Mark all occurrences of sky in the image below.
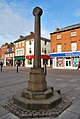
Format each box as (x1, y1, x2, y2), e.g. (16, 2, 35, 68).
(0, 0, 80, 46)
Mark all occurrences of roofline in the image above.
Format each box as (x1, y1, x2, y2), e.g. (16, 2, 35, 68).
(50, 23, 80, 35)
(14, 36, 50, 43)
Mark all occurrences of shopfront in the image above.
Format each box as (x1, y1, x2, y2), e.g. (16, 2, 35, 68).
(6, 57, 13, 66)
(25, 55, 50, 67)
(14, 56, 25, 66)
(50, 51, 80, 69)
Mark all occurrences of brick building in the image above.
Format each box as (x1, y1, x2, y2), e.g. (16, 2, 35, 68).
(50, 23, 80, 69)
(0, 43, 8, 64)
(4, 43, 14, 66)
(14, 35, 26, 66)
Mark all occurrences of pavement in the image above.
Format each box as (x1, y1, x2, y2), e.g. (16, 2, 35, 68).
(0, 66, 80, 119)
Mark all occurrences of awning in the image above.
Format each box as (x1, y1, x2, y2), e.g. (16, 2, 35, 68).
(14, 56, 25, 60)
(50, 51, 80, 58)
(25, 55, 50, 59)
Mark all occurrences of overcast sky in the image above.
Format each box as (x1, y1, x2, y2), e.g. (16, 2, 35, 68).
(0, 0, 80, 46)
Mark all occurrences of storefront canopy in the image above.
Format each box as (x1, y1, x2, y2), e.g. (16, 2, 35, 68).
(14, 56, 25, 60)
(50, 51, 80, 58)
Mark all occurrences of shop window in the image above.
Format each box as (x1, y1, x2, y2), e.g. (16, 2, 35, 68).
(28, 59, 32, 64)
(43, 59, 48, 65)
(57, 57, 64, 67)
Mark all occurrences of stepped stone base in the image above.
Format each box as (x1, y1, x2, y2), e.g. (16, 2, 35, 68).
(13, 89, 62, 110)
(21, 86, 53, 99)
(12, 67, 62, 110)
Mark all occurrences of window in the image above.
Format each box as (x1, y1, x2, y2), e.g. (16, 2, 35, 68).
(71, 31, 77, 37)
(21, 41, 24, 46)
(57, 44, 62, 52)
(71, 42, 77, 51)
(44, 41, 47, 45)
(16, 49, 24, 56)
(16, 43, 18, 47)
(42, 48, 44, 52)
(28, 59, 32, 64)
(19, 42, 21, 47)
(29, 40, 32, 45)
(12, 47, 14, 51)
(29, 48, 32, 53)
(57, 34, 61, 40)
(44, 48, 47, 54)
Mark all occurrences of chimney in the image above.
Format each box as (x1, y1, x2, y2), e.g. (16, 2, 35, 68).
(20, 35, 23, 39)
(56, 28, 59, 32)
(30, 32, 34, 35)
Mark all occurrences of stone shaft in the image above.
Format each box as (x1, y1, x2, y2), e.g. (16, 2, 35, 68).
(33, 7, 43, 68)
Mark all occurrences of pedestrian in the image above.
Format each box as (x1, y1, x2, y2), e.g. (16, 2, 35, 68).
(77, 60, 80, 70)
(0, 62, 3, 72)
(16, 61, 19, 73)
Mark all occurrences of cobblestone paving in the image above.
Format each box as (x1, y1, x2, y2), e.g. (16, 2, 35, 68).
(0, 67, 80, 119)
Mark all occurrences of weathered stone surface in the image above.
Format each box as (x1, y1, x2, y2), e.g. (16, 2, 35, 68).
(13, 91, 62, 110)
(22, 86, 53, 99)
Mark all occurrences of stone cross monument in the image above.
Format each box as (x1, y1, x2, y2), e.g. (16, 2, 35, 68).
(27, 7, 47, 92)
(13, 6, 62, 111)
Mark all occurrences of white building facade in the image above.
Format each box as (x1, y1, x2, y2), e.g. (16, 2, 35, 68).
(25, 38, 50, 67)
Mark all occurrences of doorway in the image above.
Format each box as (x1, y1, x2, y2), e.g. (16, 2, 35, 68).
(65, 58, 71, 68)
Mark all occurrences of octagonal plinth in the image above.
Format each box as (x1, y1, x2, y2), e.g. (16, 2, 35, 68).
(21, 87, 53, 99)
(13, 90, 62, 110)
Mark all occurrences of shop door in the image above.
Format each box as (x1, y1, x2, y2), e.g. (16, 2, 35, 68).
(65, 59, 71, 67)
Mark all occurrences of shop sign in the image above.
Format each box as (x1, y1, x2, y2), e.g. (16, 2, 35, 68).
(50, 51, 80, 58)
(6, 57, 13, 60)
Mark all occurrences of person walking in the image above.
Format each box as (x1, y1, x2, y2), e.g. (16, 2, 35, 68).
(77, 60, 80, 70)
(0, 62, 3, 72)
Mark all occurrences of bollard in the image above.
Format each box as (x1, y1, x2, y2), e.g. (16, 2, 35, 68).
(0, 62, 3, 72)
(44, 62, 47, 75)
(1, 65, 2, 72)
(17, 65, 18, 73)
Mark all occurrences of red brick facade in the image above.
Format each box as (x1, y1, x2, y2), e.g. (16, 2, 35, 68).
(50, 25, 80, 53)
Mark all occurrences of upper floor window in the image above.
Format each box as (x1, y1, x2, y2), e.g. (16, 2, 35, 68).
(29, 48, 32, 53)
(44, 41, 47, 45)
(21, 41, 24, 46)
(57, 34, 61, 40)
(57, 44, 62, 52)
(42, 48, 44, 52)
(44, 48, 47, 54)
(71, 31, 77, 37)
(71, 42, 77, 51)
(16, 49, 24, 56)
(29, 40, 32, 45)
(12, 47, 14, 51)
(16, 43, 18, 47)
(19, 42, 21, 47)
